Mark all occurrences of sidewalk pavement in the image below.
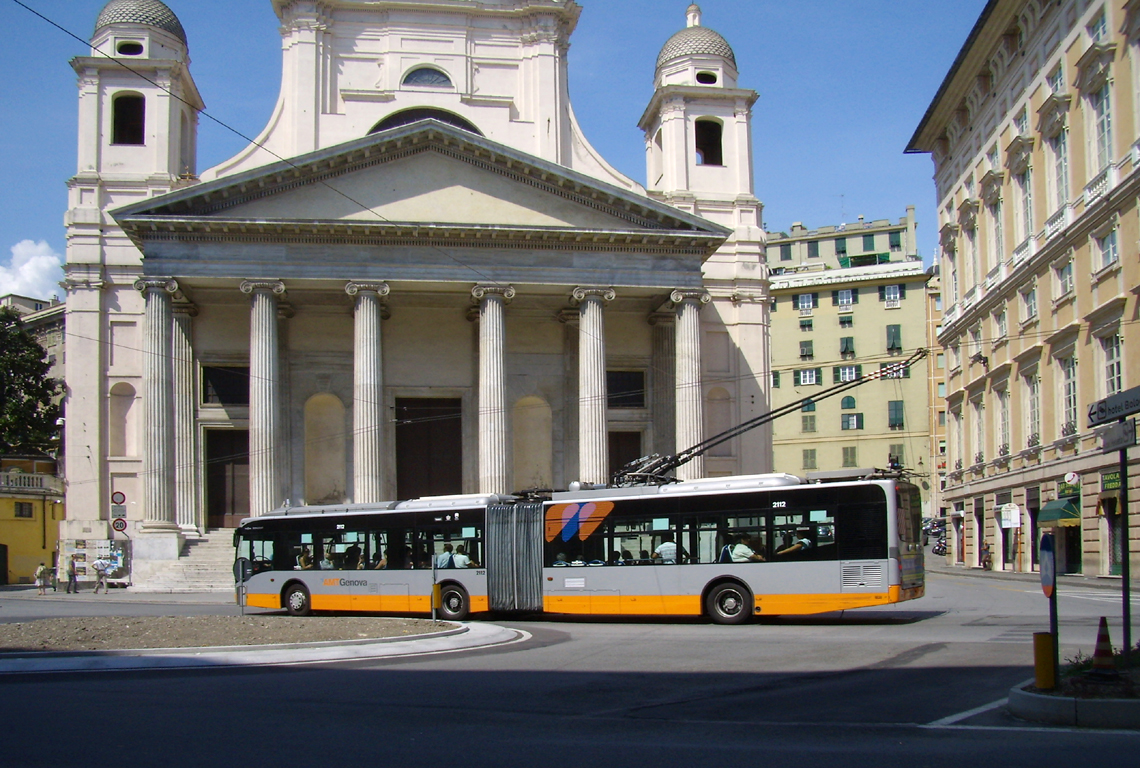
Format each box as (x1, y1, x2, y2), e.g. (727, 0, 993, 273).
(0, 585, 527, 673)
(924, 553, 1140, 592)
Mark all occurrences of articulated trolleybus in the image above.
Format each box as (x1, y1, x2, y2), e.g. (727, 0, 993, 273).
(235, 469, 925, 624)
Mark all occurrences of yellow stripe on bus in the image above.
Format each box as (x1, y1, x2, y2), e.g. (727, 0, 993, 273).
(245, 593, 281, 610)
(544, 587, 909, 616)
(245, 592, 490, 615)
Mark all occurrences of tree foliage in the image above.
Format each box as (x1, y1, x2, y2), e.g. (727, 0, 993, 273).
(0, 306, 62, 453)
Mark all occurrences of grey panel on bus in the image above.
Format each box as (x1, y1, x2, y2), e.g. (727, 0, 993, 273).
(486, 503, 544, 612)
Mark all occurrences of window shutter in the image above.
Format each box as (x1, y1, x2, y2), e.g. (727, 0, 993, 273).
(770, 298, 777, 312)
(878, 285, 886, 301)
(811, 293, 819, 308)
(814, 367, 823, 383)
(852, 287, 859, 304)
(833, 366, 841, 383)
(832, 291, 840, 306)
(857, 413, 864, 429)
(898, 284, 907, 300)
(772, 371, 780, 388)
(793, 370, 801, 386)
(855, 364, 862, 378)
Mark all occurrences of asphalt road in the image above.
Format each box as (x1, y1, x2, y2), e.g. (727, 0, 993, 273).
(0, 570, 1137, 766)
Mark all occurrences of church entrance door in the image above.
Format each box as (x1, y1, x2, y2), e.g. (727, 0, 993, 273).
(205, 429, 250, 528)
(395, 398, 462, 500)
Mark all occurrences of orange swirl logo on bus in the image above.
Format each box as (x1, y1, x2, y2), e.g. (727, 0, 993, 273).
(545, 501, 614, 542)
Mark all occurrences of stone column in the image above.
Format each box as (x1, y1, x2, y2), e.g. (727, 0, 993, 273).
(133, 278, 181, 554)
(172, 302, 199, 535)
(672, 289, 710, 481)
(346, 281, 389, 504)
(649, 312, 676, 458)
(473, 285, 515, 494)
(573, 287, 614, 485)
(241, 280, 286, 517)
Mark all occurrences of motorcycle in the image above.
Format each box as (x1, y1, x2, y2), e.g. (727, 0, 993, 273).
(931, 535, 947, 557)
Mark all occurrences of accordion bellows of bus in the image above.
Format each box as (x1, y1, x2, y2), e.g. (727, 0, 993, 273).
(234, 470, 925, 624)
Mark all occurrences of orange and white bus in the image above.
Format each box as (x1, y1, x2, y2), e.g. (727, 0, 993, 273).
(234, 470, 924, 624)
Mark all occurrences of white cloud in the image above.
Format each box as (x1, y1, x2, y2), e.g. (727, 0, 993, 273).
(0, 240, 64, 301)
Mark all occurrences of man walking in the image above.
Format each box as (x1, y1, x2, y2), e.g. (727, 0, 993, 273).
(65, 554, 79, 593)
(91, 556, 111, 594)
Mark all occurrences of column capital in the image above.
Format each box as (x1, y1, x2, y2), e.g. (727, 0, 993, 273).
(571, 286, 615, 305)
(471, 284, 515, 303)
(134, 278, 178, 295)
(669, 288, 711, 306)
(240, 279, 286, 296)
(345, 281, 390, 297)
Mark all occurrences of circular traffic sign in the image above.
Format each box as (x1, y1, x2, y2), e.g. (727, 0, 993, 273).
(111, 518, 127, 532)
(111, 491, 126, 505)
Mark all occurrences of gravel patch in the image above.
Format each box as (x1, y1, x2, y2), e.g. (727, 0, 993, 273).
(0, 616, 454, 653)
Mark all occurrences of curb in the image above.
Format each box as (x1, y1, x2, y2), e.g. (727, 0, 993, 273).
(1008, 683, 1140, 729)
(0, 622, 526, 674)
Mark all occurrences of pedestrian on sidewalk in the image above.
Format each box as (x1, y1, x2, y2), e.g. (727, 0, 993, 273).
(91, 557, 111, 594)
(34, 563, 49, 595)
(65, 554, 79, 594)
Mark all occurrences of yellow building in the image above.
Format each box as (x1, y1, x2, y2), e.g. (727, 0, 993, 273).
(908, 0, 1138, 576)
(1, 458, 64, 585)
(767, 212, 933, 515)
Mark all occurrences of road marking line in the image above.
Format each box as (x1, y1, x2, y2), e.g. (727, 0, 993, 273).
(926, 697, 1007, 726)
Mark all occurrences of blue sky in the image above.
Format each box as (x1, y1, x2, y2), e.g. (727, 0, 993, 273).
(0, 0, 986, 301)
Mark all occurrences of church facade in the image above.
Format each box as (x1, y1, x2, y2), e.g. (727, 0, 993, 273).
(61, 0, 771, 580)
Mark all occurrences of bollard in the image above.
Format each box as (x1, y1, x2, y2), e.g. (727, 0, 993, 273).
(1033, 632, 1056, 690)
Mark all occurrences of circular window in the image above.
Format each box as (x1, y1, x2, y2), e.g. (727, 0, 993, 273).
(117, 42, 144, 56)
(696, 71, 718, 85)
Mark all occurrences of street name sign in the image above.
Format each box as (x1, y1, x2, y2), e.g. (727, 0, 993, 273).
(1087, 385, 1140, 428)
(1099, 418, 1137, 454)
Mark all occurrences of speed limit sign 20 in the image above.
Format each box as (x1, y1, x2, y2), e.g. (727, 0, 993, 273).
(112, 518, 128, 532)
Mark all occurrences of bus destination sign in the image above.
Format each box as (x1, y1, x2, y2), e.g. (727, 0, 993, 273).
(1087, 385, 1140, 428)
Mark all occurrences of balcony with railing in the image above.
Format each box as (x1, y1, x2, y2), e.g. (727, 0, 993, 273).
(942, 303, 959, 325)
(984, 264, 1003, 290)
(962, 286, 980, 308)
(0, 472, 63, 495)
(1084, 166, 1114, 205)
(1044, 205, 1071, 241)
(1012, 236, 1035, 265)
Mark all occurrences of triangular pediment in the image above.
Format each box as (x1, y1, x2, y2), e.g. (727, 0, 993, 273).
(223, 150, 640, 229)
(114, 120, 728, 244)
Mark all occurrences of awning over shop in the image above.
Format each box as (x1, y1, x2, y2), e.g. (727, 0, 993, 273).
(1039, 499, 1081, 527)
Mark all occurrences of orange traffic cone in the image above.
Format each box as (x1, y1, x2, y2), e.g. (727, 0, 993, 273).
(1089, 615, 1119, 679)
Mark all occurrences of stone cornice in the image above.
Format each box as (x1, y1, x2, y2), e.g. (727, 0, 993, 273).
(637, 84, 759, 132)
(1004, 135, 1034, 175)
(957, 198, 980, 230)
(115, 216, 724, 255)
(1036, 92, 1071, 139)
(980, 169, 1004, 205)
(939, 222, 960, 250)
(1075, 41, 1117, 93)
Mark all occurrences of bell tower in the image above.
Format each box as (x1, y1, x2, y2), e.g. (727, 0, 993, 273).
(68, 0, 203, 271)
(62, 0, 203, 537)
(639, 4, 772, 477)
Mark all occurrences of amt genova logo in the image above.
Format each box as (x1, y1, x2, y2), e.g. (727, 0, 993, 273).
(323, 578, 369, 587)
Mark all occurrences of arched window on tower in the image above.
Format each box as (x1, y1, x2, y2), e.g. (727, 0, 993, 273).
(694, 118, 723, 166)
(112, 93, 145, 145)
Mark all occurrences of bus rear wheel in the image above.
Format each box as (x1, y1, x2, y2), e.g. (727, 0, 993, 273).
(706, 582, 752, 625)
(284, 583, 311, 616)
(439, 584, 470, 621)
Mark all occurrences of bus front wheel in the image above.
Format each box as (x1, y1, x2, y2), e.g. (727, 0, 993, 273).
(706, 582, 752, 625)
(284, 583, 312, 616)
(439, 584, 470, 621)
